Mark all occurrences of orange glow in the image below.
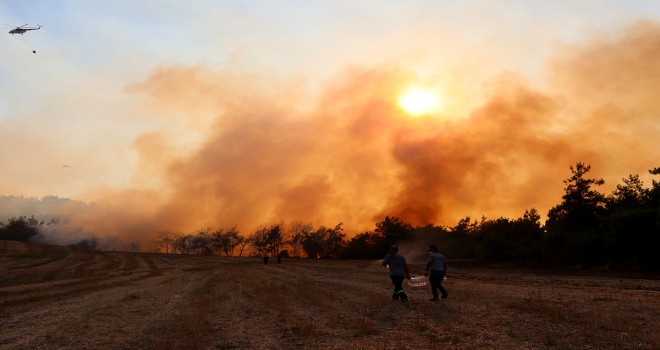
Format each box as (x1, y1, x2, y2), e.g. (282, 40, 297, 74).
(398, 88, 443, 116)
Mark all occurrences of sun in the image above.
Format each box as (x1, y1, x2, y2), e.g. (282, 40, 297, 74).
(398, 88, 443, 116)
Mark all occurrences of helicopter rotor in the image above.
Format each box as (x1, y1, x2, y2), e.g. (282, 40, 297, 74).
(4, 24, 29, 28)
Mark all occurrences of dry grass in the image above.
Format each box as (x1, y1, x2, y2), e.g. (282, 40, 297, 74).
(1, 241, 658, 349)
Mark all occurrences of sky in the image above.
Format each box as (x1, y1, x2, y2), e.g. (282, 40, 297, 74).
(2, 1, 660, 247)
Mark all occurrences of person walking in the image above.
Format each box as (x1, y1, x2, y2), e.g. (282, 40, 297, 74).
(424, 244, 448, 302)
(382, 245, 411, 302)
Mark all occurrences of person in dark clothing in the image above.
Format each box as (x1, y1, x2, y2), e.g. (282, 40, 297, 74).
(382, 245, 411, 302)
(263, 254, 269, 265)
(424, 244, 448, 301)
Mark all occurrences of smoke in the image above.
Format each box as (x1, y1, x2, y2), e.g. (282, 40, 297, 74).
(4, 21, 660, 249)
(384, 21, 660, 225)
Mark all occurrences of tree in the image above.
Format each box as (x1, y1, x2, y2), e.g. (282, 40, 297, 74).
(599, 168, 660, 267)
(0, 216, 41, 241)
(607, 174, 648, 210)
(301, 223, 346, 259)
(544, 163, 607, 265)
(375, 216, 412, 241)
(372, 216, 413, 253)
(474, 211, 544, 262)
(210, 226, 242, 256)
(452, 216, 480, 235)
(266, 224, 284, 257)
(342, 231, 381, 259)
(514, 208, 544, 241)
(173, 234, 192, 255)
(158, 231, 175, 254)
(190, 228, 212, 255)
(288, 221, 312, 258)
(235, 235, 249, 257)
(647, 167, 660, 207)
(249, 224, 284, 257)
(546, 162, 605, 233)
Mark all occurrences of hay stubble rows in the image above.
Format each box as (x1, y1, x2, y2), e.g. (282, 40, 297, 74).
(1, 241, 658, 349)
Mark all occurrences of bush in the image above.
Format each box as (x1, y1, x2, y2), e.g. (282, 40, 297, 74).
(0, 216, 40, 241)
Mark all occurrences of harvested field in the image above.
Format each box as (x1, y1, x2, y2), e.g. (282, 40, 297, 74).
(1, 241, 658, 349)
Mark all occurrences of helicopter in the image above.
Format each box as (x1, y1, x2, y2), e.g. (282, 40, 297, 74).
(6, 24, 42, 35)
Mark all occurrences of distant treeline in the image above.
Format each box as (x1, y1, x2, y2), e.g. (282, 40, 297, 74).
(404, 162, 658, 268)
(2, 162, 658, 268)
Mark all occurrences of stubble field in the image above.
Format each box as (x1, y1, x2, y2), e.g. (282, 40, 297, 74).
(1, 240, 658, 349)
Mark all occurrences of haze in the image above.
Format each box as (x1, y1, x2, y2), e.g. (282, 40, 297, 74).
(2, 1, 659, 246)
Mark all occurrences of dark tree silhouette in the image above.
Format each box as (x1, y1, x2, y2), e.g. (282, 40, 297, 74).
(287, 222, 312, 258)
(342, 231, 381, 259)
(452, 216, 480, 235)
(546, 162, 605, 233)
(607, 174, 648, 210)
(300, 223, 345, 259)
(0, 216, 41, 241)
(599, 167, 660, 267)
(210, 226, 242, 256)
(249, 224, 284, 257)
(543, 163, 607, 265)
(373, 216, 413, 252)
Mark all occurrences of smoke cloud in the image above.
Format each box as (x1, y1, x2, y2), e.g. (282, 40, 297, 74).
(3, 21, 660, 249)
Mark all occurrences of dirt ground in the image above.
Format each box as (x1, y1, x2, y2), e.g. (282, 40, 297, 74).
(1, 240, 658, 349)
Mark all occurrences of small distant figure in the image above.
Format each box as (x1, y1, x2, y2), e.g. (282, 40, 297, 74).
(382, 245, 411, 302)
(32, 50, 36, 54)
(277, 252, 282, 264)
(424, 244, 448, 302)
(263, 254, 269, 265)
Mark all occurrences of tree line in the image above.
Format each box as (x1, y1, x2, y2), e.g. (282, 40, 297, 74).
(153, 222, 347, 259)
(1, 162, 658, 268)
(399, 163, 659, 268)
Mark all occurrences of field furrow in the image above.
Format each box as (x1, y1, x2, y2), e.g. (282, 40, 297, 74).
(1, 241, 658, 349)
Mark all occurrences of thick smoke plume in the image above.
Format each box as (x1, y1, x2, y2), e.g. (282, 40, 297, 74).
(5, 21, 660, 249)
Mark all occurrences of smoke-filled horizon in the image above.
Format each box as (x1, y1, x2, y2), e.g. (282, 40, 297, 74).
(2, 2, 659, 248)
